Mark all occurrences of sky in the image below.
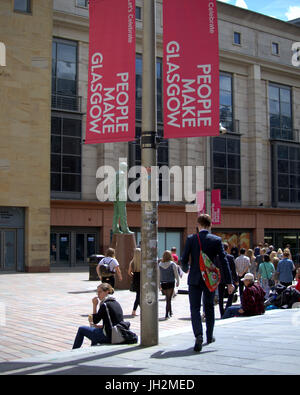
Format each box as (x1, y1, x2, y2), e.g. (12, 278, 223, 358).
(218, 0, 300, 21)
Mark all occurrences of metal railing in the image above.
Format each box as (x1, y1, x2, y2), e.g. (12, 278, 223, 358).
(51, 93, 82, 112)
(270, 128, 300, 143)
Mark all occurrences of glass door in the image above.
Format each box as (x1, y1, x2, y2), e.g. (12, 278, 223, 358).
(59, 233, 70, 266)
(0, 229, 17, 271)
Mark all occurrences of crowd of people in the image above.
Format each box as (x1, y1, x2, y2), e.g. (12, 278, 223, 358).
(72, 226, 300, 351)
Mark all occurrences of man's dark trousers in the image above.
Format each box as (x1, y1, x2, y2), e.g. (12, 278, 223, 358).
(189, 281, 215, 342)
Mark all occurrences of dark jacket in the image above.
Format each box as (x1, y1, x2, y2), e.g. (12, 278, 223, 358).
(242, 283, 265, 316)
(92, 297, 128, 341)
(215, 252, 238, 284)
(181, 230, 232, 286)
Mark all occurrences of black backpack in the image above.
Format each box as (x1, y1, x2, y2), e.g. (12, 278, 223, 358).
(99, 258, 114, 277)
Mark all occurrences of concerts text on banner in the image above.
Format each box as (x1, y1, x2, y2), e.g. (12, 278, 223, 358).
(86, 0, 136, 144)
(163, 0, 219, 139)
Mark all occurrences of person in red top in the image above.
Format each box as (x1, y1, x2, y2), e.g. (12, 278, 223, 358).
(293, 268, 300, 292)
(222, 273, 265, 319)
(171, 247, 178, 264)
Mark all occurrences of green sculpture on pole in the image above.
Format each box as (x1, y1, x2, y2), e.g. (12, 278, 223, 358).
(112, 161, 133, 234)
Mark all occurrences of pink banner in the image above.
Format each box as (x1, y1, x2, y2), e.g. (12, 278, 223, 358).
(163, 0, 219, 139)
(86, 0, 136, 144)
(196, 191, 206, 216)
(211, 189, 221, 225)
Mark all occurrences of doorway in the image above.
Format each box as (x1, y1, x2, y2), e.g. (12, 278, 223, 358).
(50, 228, 99, 267)
(0, 229, 17, 271)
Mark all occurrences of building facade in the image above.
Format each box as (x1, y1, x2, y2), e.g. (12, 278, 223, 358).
(0, 0, 52, 272)
(1, 0, 300, 272)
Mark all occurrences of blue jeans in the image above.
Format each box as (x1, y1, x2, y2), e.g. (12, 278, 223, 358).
(72, 326, 109, 349)
(222, 305, 243, 319)
(188, 283, 215, 342)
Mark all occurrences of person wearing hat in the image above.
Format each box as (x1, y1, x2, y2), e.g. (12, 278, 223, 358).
(222, 273, 265, 319)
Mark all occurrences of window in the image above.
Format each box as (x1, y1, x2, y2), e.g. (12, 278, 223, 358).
(269, 83, 292, 140)
(220, 73, 233, 132)
(233, 32, 241, 45)
(136, 6, 142, 20)
(128, 126, 169, 201)
(52, 39, 78, 111)
(212, 136, 241, 202)
(14, 0, 31, 13)
(271, 142, 300, 207)
(77, 0, 88, 7)
(51, 115, 82, 195)
(135, 55, 163, 123)
(272, 42, 279, 55)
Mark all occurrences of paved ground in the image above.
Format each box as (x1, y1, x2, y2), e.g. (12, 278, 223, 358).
(0, 270, 300, 376)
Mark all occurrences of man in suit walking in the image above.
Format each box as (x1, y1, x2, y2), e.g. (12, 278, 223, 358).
(181, 214, 234, 352)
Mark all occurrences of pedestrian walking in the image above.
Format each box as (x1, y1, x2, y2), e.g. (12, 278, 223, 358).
(246, 249, 257, 278)
(128, 247, 141, 317)
(181, 214, 234, 352)
(159, 250, 180, 319)
(235, 248, 251, 302)
(217, 242, 239, 318)
(72, 283, 126, 349)
(222, 273, 265, 319)
(257, 254, 275, 299)
(96, 247, 122, 287)
(277, 248, 295, 287)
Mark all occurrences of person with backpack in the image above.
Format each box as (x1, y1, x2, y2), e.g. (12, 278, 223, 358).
(96, 247, 122, 287)
(181, 214, 234, 352)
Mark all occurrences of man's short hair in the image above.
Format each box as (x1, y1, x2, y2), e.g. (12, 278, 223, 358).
(240, 248, 246, 255)
(264, 254, 270, 262)
(223, 242, 229, 251)
(197, 214, 212, 228)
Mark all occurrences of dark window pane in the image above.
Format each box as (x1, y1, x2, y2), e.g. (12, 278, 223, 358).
(290, 161, 296, 174)
(214, 184, 227, 200)
(280, 89, 291, 103)
(228, 169, 240, 185)
(277, 145, 288, 159)
(63, 137, 81, 155)
(278, 160, 289, 173)
(278, 188, 289, 202)
(57, 79, 76, 95)
(62, 156, 81, 173)
(214, 169, 227, 184)
(51, 154, 61, 172)
(213, 153, 226, 168)
(63, 118, 81, 137)
(213, 137, 226, 152)
(234, 32, 241, 44)
(228, 185, 240, 200)
(290, 175, 296, 188)
(51, 117, 61, 134)
(228, 154, 240, 170)
(62, 174, 81, 192)
(51, 173, 61, 191)
(51, 136, 61, 153)
(14, 0, 30, 12)
(278, 175, 286, 188)
(227, 139, 240, 154)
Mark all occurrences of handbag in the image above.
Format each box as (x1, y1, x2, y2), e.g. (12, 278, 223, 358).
(196, 233, 221, 292)
(104, 303, 125, 344)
